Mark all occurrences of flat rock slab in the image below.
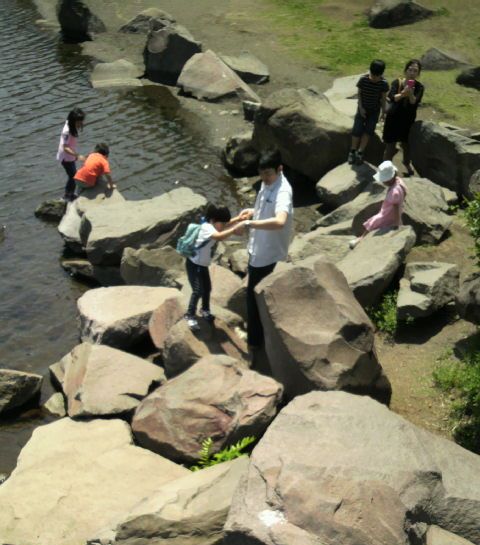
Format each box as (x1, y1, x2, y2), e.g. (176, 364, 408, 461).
(178, 49, 261, 102)
(0, 418, 188, 545)
(61, 343, 165, 418)
(132, 355, 283, 462)
(78, 285, 181, 349)
(224, 390, 480, 545)
(289, 232, 351, 264)
(421, 47, 471, 71)
(221, 52, 269, 84)
(0, 369, 43, 415)
(324, 73, 363, 117)
(90, 59, 143, 88)
(338, 226, 416, 307)
(397, 261, 459, 320)
(119, 8, 175, 33)
(82, 187, 207, 265)
(255, 256, 390, 403)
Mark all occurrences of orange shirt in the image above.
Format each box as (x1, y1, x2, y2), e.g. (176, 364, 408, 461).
(74, 153, 110, 187)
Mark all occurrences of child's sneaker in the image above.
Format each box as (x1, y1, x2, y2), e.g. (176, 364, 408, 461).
(200, 309, 215, 323)
(347, 150, 356, 165)
(355, 151, 364, 165)
(349, 238, 360, 249)
(184, 314, 200, 331)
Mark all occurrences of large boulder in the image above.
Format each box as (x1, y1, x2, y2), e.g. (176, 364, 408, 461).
(0, 370, 42, 416)
(255, 257, 390, 403)
(221, 52, 270, 84)
(132, 355, 283, 462)
(34, 199, 66, 222)
(368, 0, 434, 28)
(148, 294, 186, 349)
(57, 0, 106, 42)
(420, 47, 471, 71)
(77, 285, 181, 348)
(119, 8, 175, 34)
(456, 272, 480, 325)
(224, 391, 480, 545)
(90, 59, 143, 89)
(352, 176, 452, 244)
(0, 419, 188, 545)
(60, 343, 165, 418)
(324, 73, 361, 117)
(409, 121, 480, 197)
(397, 262, 460, 320)
(289, 232, 351, 264)
(337, 226, 417, 307)
(177, 50, 261, 102)
(252, 87, 382, 181)
(61, 258, 124, 286)
(81, 187, 207, 265)
(120, 245, 185, 288)
(457, 66, 480, 91)
(316, 162, 376, 208)
(161, 317, 248, 378)
(144, 23, 202, 85)
(94, 457, 249, 545)
(222, 132, 260, 177)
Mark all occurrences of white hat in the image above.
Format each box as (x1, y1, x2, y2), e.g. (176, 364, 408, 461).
(373, 160, 397, 183)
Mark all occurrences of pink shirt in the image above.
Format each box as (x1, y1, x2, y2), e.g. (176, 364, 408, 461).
(56, 121, 78, 162)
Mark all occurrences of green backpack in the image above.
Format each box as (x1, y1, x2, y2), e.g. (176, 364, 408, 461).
(176, 223, 209, 258)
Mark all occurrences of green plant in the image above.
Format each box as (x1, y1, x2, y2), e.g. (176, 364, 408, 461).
(368, 292, 398, 337)
(433, 344, 480, 453)
(464, 193, 480, 266)
(190, 436, 256, 471)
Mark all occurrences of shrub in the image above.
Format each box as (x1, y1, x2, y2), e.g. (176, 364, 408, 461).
(190, 436, 256, 471)
(464, 193, 480, 266)
(368, 292, 398, 337)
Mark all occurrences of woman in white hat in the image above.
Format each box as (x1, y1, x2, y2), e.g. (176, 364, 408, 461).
(349, 160, 407, 249)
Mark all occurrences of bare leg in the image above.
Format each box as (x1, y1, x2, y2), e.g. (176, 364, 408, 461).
(351, 136, 360, 150)
(359, 134, 370, 152)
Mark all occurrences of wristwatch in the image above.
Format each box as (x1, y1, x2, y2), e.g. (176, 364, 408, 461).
(245, 220, 251, 228)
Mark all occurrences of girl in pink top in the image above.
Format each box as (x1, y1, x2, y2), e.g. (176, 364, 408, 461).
(56, 107, 86, 201)
(349, 161, 407, 249)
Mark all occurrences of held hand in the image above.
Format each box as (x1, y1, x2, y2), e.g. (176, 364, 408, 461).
(78, 154, 86, 162)
(239, 209, 253, 220)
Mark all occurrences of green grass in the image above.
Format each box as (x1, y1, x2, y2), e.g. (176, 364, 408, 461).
(259, 0, 480, 127)
(190, 436, 256, 471)
(368, 292, 398, 338)
(433, 341, 480, 453)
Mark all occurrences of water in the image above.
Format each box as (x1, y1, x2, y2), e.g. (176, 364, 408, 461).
(0, 0, 238, 473)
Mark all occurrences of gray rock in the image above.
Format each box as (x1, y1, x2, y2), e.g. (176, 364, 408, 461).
(178, 50, 261, 103)
(225, 277, 248, 321)
(144, 23, 202, 85)
(316, 162, 376, 208)
(119, 8, 175, 34)
(90, 59, 143, 89)
(409, 121, 480, 197)
(397, 261, 460, 320)
(82, 187, 207, 266)
(61, 343, 165, 418)
(34, 199, 66, 222)
(426, 525, 476, 545)
(224, 391, 480, 545)
(57, 0, 106, 42)
(337, 226, 416, 307)
(132, 355, 282, 462)
(0, 419, 189, 545)
(351, 176, 452, 244)
(98, 457, 249, 545)
(457, 66, 480, 91)
(324, 73, 363, 117)
(253, 87, 382, 181)
(78, 285, 181, 349)
(313, 220, 353, 235)
(456, 272, 480, 325)
(256, 257, 391, 403)
(242, 100, 261, 121)
(120, 246, 185, 288)
(222, 132, 259, 176)
(421, 47, 471, 71)
(61, 258, 124, 286)
(289, 232, 351, 263)
(230, 248, 249, 276)
(42, 392, 66, 417)
(0, 369, 43, 415)
(368, 0, 434, 28)
(221, 52, 269, 84)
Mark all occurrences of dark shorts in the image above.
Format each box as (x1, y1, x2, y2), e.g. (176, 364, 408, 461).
(352, 109, 380, 137)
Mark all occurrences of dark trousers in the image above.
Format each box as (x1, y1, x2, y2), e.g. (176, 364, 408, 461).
(186, 258, 211, 316)
(61, 160, 77, 198)
(247, 262, 276, 347)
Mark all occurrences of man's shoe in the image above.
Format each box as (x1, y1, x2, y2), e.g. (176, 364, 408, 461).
(355, 151, 364, 165)
(184, 314, 200, 331)
(200, 309, 215, 323)
(347, 150, 356, 165)
(349, 238, 360, 249)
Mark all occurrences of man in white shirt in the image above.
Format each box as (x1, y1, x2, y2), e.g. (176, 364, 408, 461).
(237, 150, 293, 348)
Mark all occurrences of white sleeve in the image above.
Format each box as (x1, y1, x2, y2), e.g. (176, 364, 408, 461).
(275, 187, 292, 215)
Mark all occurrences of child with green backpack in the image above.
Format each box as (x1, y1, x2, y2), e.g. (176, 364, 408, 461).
(179, 205, 244, 330)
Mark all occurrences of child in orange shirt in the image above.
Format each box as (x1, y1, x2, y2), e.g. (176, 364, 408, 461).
(74, 143, 116, 196)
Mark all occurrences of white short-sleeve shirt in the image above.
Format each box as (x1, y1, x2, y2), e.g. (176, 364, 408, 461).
(189, 222, 217, 267)
(56, 120, 78, 162)
(248, 172, 293, 268)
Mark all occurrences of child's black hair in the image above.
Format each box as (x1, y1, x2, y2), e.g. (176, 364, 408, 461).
(404, 58, 422, 74)
(67, 107, 85, 138)
(205, 205, 232, 223)
(258, 149, 282, 171)
(370, 59, 386, 76)
(94, 143, 110, 157)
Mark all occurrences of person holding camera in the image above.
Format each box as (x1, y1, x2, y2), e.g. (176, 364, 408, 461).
(383, 59, 424, 176)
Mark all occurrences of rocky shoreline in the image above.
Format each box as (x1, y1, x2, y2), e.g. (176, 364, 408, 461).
(2, 1, 480, 544)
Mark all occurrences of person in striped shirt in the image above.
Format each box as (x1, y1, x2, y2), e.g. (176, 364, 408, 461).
(348, 60, 389, 166)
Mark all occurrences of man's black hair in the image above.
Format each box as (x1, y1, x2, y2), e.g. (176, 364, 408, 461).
(370, 59, 386, 76)
(94, 143, 109, 157)
(205, 205, 231, 223)
(258, 149, 282, 171)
